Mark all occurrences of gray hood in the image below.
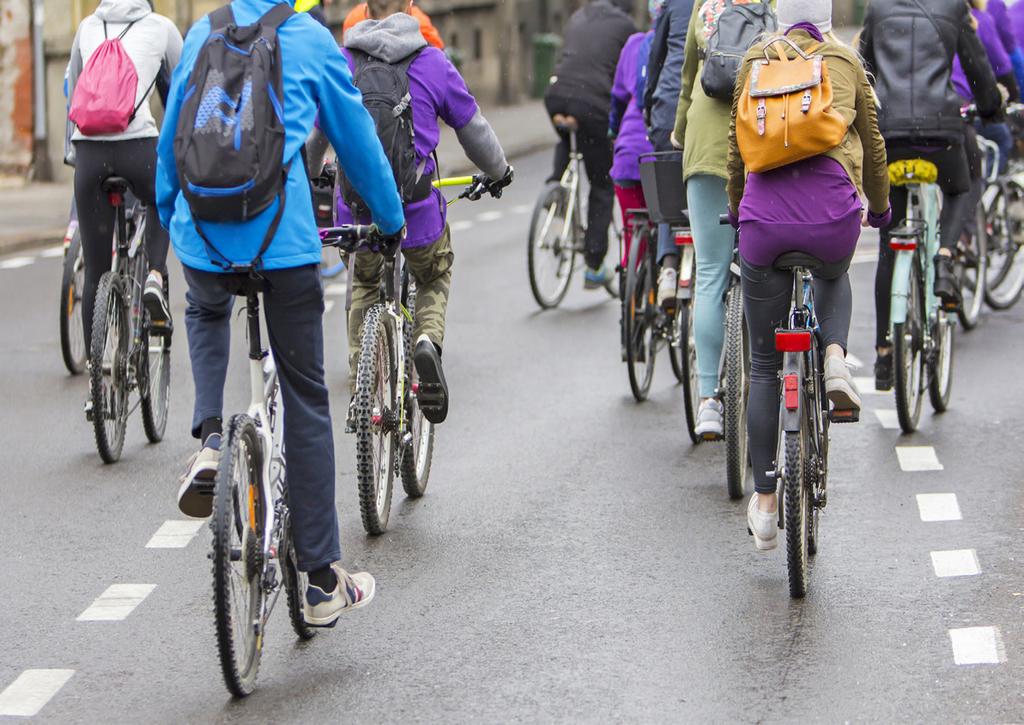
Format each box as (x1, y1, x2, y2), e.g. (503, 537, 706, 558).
(94, 0, 153, 23)
(343, 13, 427, 64)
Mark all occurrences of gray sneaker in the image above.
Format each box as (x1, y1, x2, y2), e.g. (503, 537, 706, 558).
(695, 398, 724, 440)
(824, 355, 861, 414)
(303, 563, 376, 628)
(177, 441, 220, 518)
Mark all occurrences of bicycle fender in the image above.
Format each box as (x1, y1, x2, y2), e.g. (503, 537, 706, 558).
(780, 351, 803, 433)
(889, 249, 914, 327)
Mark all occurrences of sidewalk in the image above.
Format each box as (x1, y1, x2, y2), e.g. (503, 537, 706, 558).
(0, 99, 554, 256)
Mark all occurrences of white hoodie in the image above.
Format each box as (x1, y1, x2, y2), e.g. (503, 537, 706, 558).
(67, 0, 183, 142)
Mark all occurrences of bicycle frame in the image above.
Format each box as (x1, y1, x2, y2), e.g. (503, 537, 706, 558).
(110, 197, 148, 385)
(889, 183, 940, 332)
(558, 131, 583, 252)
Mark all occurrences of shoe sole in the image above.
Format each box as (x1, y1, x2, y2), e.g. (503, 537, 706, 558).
(177, 470, 216, 518)
(825, 379, 862, 414)
(414, 344, 449, 425)
(303, 583, 376, 628)
(750, 529, 778, 551)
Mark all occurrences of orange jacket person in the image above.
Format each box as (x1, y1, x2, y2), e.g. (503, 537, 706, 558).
(343, 2, 444, 48)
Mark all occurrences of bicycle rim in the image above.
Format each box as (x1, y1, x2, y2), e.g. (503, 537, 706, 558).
(140, 320, 171, 443)
(59, 238, 87, 374)
(679, 304, 701, 444)
(893, 262, 924, 433)
(355, 306, 397, 534)
(928, 311, 955, 413)
(528, 185, 576, 309)
(958, 204, 987, 330)
(624, 240, 655, 401)
(212, 415, 265, 697)
(783, 428, 809, 598)
(985, 187, 1024, 310)
(724, 286, 749, 499)
(402, 363, 435, 498)
(90, 272, 128, 463)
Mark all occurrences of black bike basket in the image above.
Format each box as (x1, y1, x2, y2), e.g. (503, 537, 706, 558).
(639, 151, 688, 225)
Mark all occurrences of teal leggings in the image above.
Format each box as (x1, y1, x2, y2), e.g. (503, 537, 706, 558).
(688, 174, 734, 398)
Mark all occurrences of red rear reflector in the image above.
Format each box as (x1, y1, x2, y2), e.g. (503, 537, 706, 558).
(674, 233, 694, 246)
(889, 239, 916, 251)
(784, 374, 800, 411)
(108, 192, 122, 207)
(775, 330, 812, 352)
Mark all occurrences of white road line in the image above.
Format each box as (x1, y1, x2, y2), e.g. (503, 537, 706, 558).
(39, 246, 65, 259)
(451, 220, 473, 233)
(0, 669, 75, 717)
(512, 204, 532, 215)
(325, 300, 336, 314)
(851, 252, 877, 265)
(476, 210, 504, 223)
(874, 409, 901, 429)
(896, 446, 944, 471)
(916, 493, 962, 522)
(145, 520, 203, 549)
(931, 549, 981, 577)
(324, 283, 347, 297)
(77, 583, 156, 621)
(0, 256, 34, 270)
(852, 376, 886, 395)
(949, 626, 1005, 665)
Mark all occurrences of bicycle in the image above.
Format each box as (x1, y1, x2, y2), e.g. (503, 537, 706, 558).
(978, 104, 1024, 311)
(885, 159, 955, 433)
(527, 115, 618, 308)
(59, 200, 87, 375)
(86, 177, 171, 463)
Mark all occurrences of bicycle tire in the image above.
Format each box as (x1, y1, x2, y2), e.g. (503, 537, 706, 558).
(679, 303, 701, 444)
(354, 305, 397, 534)
(281, 522, 317, 642)
(723, 285, 749, 499)
(668, 306, 685, 384)
(527, 183, 576, 309)
(984, 184, 1024, 310)
(59, 233, 87, 375)
(893, 262, 925, 433)
(400, 282, 434, 498)
(624, 229, 656, 402)
(90, 271, 129, 464)
(957, 202, 988, 330)
(928, 311, 955, 413)
(139, 310, 171, 444)
(211, 414, 265, 697)
(784, 428, 810, 599)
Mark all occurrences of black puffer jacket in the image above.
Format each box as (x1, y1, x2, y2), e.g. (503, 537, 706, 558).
(546, 0, 637, 115)
(860, 0, 1001, 142)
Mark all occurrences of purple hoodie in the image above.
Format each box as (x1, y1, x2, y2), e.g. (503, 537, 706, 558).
(987, 0, 1019, 55)
(610, 32, 655, 182)
(1012, 1, 1024, 53)
(952, 8, 1012, 100)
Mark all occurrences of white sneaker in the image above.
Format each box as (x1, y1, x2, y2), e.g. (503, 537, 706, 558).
(695, 398, 724, 440)
(303, 563, 376, 627)
(657, 267, 678, 310)
(747, 495, 778, 551)
(824, 355, 861, 413)
(177, 441, 220, 518)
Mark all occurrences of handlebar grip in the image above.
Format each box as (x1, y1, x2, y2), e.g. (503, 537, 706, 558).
(719, 214, 731, 226)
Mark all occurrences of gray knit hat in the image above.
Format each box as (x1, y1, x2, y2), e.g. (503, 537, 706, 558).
(776, 0, 833, 34)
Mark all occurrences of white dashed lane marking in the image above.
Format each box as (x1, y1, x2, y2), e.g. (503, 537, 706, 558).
(916, 493, 962, 522)
(145, 520, 203, 549)
(873, 409, 900, 429)
(896, 446, 944, 471)
(450, 220, 473, 233)
(852, 377, 886, 395)
(512, 204, 532, 215)
(0, 669, 75, 717)
(0, 256, 34, 270)
(77, 584, 156, 621)
(39, 246, 65, 258)
(476, 211, 504, 223)
(949, 626, 1005, 665)
(931, 549, 981, 578)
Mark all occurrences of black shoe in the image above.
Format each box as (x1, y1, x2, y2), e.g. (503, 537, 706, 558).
(143, 273, 171, 324)
(933, 255, 962, 311)
(413, 337, 449, 424)
(874, 352, 894, 392)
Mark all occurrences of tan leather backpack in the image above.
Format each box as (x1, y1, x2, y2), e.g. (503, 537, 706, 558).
(736, 36, 848, 173)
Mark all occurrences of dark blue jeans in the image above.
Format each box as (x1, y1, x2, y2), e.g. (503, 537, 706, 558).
(979, 121, 1012, 175)
(183, 264, 340, 572)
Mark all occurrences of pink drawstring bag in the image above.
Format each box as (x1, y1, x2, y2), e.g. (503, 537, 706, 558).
(69, 22, 149, 136)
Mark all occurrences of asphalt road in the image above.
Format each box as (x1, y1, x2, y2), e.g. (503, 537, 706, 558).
(1, 149, 1022, 723)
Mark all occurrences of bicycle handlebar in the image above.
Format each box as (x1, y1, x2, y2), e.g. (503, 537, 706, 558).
(433, 176, 476, 189)
(319, 224, 383, 253)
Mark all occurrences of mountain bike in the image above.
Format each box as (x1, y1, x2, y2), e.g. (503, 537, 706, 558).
(59, 201, 87, 375)
(86, 178, 171, 463)
(885, 160, 955, 433)
(207, 255, 353, 697)
(528, 116, 618, 308)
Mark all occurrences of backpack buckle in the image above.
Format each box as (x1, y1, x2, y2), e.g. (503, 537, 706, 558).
(801, 89, 812, 113)
(757, 99, 767, 136)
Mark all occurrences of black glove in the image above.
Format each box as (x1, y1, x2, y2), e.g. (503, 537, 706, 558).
(370, 224, 406, 255)
(485, 166, 515, 199)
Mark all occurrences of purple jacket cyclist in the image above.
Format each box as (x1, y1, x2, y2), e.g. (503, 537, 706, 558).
(337, 0, 513, 426)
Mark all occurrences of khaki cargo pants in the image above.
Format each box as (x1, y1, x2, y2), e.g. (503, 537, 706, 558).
(347, 226, 454, 386)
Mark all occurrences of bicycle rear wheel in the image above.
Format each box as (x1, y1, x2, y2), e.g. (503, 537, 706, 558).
(928, 311, 955, 413)
(59, 233, 87, 375)
(139, 313, 171, 443)
(893, 263, 925, 433)
(984, 184, 1024, 310)
(957, 202, 988, 330)
(90, 271, 129, 463)
(528, 183, 576, 309)
(211, 414, 266, 697)
(624, 230, 656, 402)
(723, 285, 750, 499)
(679, 302, 701, 444)
(401, 281, 434, 498)
(280, 516, 316, 642)
(783, 427, 810, 599)
(354, 305, 398, 534)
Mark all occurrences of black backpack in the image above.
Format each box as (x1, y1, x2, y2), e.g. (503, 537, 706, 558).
(339, 49, 430, 216)
(173, 3, 294, 269)
(700, 0, 777, 102)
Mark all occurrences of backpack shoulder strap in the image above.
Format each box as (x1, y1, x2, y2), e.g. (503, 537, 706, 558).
(208, 5, 235, 32)
(259, 2, 296, 31)
(116, 20, 138, 40)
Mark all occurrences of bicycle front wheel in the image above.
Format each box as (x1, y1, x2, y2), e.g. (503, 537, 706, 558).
(527, 184, 576, 309)
(985, 183, 1024, 310)
(354, 305, 398, 534)
(893, 262, 925, 433)
(928, 310, 955, 413)
(723, 285, 750, 499)
(623, 231, 656, 402)
(90, 271, 129, 463)
(957, 201, 988, 330)
(783, 427, 810, 599)
(59, 234, 87, 375)
(211, 414, 266, 697)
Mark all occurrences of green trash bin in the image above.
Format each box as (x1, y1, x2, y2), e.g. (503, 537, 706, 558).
(532, 34, 562, 99)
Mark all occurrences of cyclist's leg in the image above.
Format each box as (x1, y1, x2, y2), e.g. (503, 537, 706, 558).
(980, 121, 1013, 175)
(687, 174, 733, 400)
(404, 228, 455, 350)
(261, 265, 341, 573)
(181, 265, 233, 440)
(347, 250, 385, 391)
(72, 141, 116, 343)
(577, 108, 615, 271)
(614, 181, 644, 265)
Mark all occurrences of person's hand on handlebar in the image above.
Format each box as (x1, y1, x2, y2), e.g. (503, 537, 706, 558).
(461, 166, 515, 201)
(373, 223, 407, 255)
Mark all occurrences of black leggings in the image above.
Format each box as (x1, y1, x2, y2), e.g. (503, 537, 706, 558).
(742, 256, 853, 493)
(875, 140, 970, 349)
(74, 138, 169, 342)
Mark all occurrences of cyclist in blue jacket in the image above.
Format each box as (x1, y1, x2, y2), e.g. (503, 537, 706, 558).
(156, 0, 405, 628)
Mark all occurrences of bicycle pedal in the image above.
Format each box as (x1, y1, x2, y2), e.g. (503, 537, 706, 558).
(828, 408, 860, 424)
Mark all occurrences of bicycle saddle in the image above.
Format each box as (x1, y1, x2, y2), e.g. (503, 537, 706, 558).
(552, 114, 579, 132)
(101, 176, 132, 194)
(773, 252, 824, 272)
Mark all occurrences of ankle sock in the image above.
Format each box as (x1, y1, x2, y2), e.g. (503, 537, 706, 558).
(308, 566, 338, 592)
(200, 417, 222, 444)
